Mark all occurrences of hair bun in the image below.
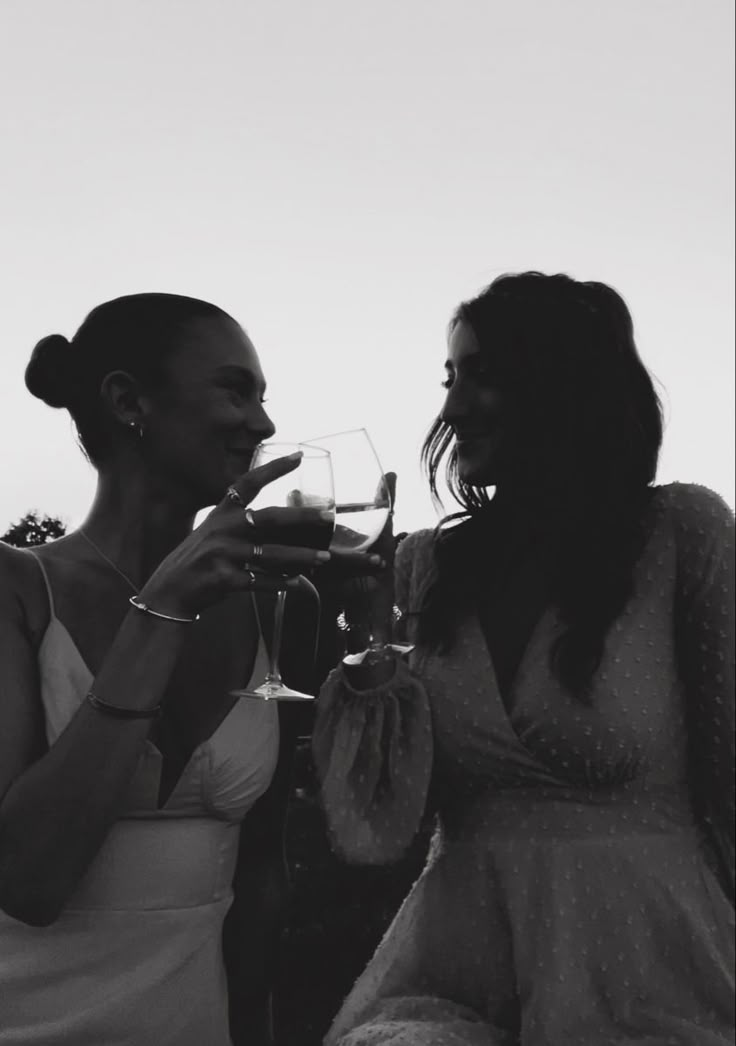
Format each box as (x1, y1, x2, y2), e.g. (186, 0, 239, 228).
(25, 333, 77, 408)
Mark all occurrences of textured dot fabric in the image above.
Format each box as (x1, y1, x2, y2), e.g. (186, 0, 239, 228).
(316, 483, 735, 1045)
(314, 655, 434, 865)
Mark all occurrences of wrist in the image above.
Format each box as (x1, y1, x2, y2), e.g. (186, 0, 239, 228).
(129, 595, 199, 624)
(343, 653, 399, 690)
(137, 581, 197, 620)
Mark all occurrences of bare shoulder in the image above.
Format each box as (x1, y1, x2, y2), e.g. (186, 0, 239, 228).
(0, 543, 50, 787)
(0, 541, 51, 639)
(0, 541, 37, 607)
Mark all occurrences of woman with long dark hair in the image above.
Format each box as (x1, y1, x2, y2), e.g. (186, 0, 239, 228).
(315, 272, 734, 1044)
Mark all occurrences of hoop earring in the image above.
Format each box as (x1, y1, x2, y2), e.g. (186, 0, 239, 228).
(129, 421, 144, 439)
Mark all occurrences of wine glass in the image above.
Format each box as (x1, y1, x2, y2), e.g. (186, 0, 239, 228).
(302, 428, 413, 664)
(230, 442, 335, 701)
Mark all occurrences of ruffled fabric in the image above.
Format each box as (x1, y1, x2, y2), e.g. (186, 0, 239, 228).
(313, 655, 433, 864)
(335, 996, 507, 1045)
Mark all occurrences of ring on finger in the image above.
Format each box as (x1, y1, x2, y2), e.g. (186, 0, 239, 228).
(226, 486, 245, 507)
(243, 569, 257, 587)
(226, 488, 257, 528)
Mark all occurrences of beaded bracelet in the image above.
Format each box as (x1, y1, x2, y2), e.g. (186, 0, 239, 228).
(129, 595, 200, 623)
(86, 691, 162, 720)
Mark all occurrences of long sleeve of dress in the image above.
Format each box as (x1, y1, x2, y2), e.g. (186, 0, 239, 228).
(672, 483, 735, 899)
(312, 531, 434, 865)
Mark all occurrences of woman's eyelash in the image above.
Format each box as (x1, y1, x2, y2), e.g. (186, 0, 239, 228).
(442, 370, 496, 388)
(226, 384, 267, 405)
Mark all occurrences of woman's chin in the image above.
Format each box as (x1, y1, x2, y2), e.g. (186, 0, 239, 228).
(457, 459, 497, 488)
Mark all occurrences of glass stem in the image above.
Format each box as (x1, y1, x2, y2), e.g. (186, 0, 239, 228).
(265, 589, 287, 685)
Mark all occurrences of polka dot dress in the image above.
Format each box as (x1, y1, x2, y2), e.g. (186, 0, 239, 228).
(316, 483, 735, 1045)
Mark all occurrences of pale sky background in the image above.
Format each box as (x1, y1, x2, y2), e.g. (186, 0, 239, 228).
(0, 0, 733, 537)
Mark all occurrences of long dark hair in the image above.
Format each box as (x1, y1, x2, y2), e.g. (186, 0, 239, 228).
(419, 272, 664, 702)
(25, 293, 230, 466)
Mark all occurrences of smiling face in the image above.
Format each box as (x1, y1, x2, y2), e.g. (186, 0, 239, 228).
(440, 319, 507, 487)
(141, 315, 276, 508)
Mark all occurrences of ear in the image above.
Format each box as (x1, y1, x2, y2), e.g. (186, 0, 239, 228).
(98, 370, 150, 430)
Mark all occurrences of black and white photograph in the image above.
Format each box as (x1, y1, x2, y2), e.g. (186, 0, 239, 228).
(0, 2, 733, 1044)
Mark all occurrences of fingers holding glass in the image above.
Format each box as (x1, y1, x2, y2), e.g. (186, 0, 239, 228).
(300, 429, 411, 663)
(226, 450, 304, 506)
(236, 504, 336, 555)
(241, 542, 330, 575)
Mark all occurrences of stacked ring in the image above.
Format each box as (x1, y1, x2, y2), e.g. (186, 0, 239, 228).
(225, 486, 245, 506)
(226, 487, 258, 529)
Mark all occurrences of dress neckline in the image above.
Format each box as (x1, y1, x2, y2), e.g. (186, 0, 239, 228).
(37, 613, 267, 805)
(469, 606, 558, 760)
(41, 614, 95, 682)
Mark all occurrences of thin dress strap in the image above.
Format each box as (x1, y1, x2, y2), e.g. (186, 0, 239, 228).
(26, 550, 57, 620)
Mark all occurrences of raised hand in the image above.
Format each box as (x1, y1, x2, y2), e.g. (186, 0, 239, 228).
(139, 451, 332, 617)
(313, 472, 405, 664)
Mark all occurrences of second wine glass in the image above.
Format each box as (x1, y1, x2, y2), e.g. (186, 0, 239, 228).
(302, 428, 413, 664)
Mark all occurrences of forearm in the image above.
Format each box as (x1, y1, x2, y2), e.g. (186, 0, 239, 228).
(0, 605, 186, 924)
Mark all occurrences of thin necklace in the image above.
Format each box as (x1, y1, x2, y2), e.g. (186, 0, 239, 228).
(78, 529, 140, 595)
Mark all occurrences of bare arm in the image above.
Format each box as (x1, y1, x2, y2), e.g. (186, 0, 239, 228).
(0, 455, 331, 926)
(0, 544, 189, 926)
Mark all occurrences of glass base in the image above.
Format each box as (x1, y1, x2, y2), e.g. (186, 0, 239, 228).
(342, 643, 414, 667)
(230, 681, 315, 701)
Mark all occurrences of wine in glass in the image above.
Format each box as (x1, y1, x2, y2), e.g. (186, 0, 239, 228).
(302, 428, 413, 663)
(230, 442, 335, 701)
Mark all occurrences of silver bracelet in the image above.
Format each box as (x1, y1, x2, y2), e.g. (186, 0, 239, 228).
(86, 691, 162, 720)
(129, 595, 200, 623)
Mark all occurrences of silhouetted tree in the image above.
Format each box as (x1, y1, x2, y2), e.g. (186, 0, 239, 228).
(1, 511, 67, 548)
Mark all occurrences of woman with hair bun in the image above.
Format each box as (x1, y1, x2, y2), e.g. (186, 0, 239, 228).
(315, 272, 735, 1044)
(0, 292, 373, 1045)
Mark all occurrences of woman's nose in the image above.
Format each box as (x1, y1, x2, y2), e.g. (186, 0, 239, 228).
(439, 381, 469, 428)
(250, 404, 276, 442)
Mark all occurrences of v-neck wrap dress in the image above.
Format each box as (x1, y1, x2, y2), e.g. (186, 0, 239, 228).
(0, 556, 279, 1046)
(314, 483, 735, 1045)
